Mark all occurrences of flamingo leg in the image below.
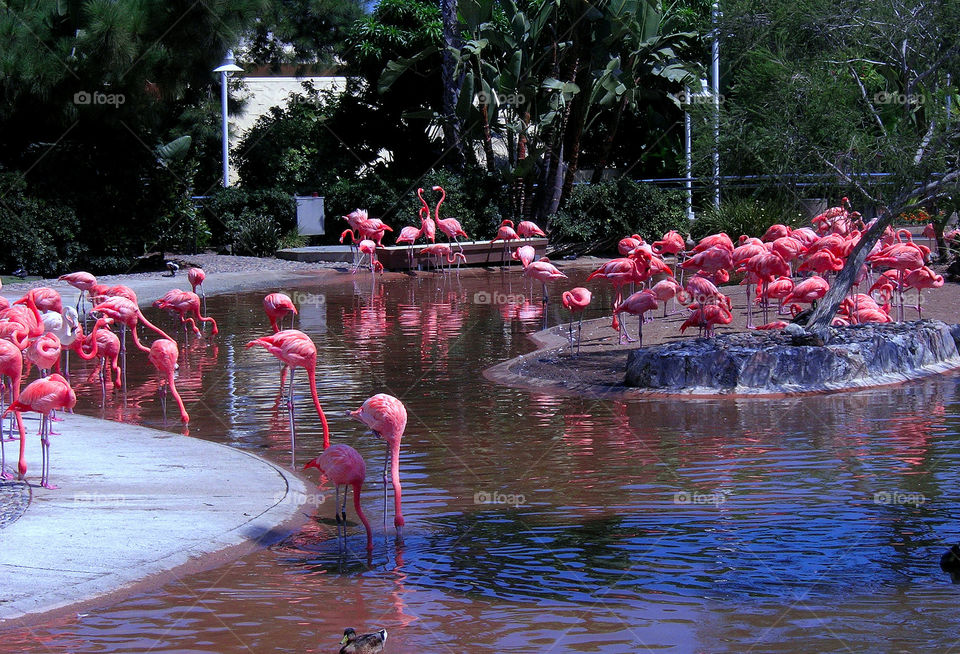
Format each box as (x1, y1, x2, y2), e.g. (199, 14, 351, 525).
(762, 282, 769, 325)
(41, 413, 57, 489)
(334, 484, 344, 554)
(746, 283, 753, 329)
(577, 314, 584, 356)
(287, 367, 296, 469)
(159, 380, 168, 419)
(382, 452, 389, 533)
(0, 384, 6, 477)
(120, 325, 128, 389)
(899, 270, 905, 322)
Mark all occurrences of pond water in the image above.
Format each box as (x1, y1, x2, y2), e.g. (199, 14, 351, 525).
(2, 270, 959, 653)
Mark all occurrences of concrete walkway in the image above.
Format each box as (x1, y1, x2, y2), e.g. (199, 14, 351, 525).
(0, 412, 309, 626)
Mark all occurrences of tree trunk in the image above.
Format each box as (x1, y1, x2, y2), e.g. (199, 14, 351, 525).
(806, 210, 895, 332)
(440, 0, 465, 170)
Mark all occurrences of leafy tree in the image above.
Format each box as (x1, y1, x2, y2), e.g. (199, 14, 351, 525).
(383, 0, 700, 222)
(710, 0, 960, 330)
(0, 0, 267, 268)
(244, 0, 366, 72)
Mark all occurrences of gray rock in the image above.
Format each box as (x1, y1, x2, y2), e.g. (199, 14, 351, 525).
(624, 320, 960, 393)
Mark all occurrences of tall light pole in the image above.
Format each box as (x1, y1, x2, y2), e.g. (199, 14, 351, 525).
(685, 79, 713, 223)
(711, 1, 721, 209)
(213, 50, 243, 188)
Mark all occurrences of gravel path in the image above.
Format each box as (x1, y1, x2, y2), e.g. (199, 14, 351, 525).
(1, 254, 340, 295)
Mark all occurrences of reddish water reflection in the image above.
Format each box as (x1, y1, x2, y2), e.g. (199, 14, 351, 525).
(2, 269, 960, 652)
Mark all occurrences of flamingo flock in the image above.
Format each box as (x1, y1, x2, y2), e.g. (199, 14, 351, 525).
(344, 186, 548, 274)
(0, 268, 224, 487)
(515, 197, 946, 353)
(1, 193, 948, 563)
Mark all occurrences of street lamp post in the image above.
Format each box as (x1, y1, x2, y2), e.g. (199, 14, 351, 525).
(711, 1, 721, 210)
(685, 79, 714, 223)
(213, 50, 243, 188)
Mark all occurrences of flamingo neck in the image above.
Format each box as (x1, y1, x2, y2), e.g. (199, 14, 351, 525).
(307, 368, 330, 449)
(434, 188, 446, 221)
(389, 438, 403, 528)
(352, 481, 373, 551)
(167, 371, 190, 423)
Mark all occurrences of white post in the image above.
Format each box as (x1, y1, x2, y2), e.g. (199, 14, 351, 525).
(213, 50, 243, 188)
(684, 85, 694, 222)
(711, 1, 721, 210)
(220, 71, 229, 187)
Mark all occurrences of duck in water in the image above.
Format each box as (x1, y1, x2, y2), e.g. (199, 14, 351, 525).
(940, 544, 960, 583)
(339, 628, 387, 653)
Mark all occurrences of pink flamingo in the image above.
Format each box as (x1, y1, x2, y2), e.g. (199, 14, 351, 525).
(2, 374, 76, 488)
(652, 230, 686, 256)
(58, 271, 97, 314)
(416, 189, 436, 243)
(23, 287, 62, 314)
(740, 251, 790, 325)
(680, 303, 733, 338)
(618, 234, 643, 256)
(148, 339, 189, 424)
(614, 289, 659, 345)
(417, 243, 465, 272)
(587, 258, 644, 334)
(797, 249, 844, 276)
(263, 293, 298, 333)
(0, 339, 26, 480)
(690, 232, 734, 254)
(69, 317, 119, 390)
(764, 276, 795, 314)
(246, 330, 331, 464)
(348, 393, 407, 539)
(650, 278, 688, 317)
(867, 246, 926, 320)
(187, 267, 206, 295)
(354, 239, 383, 274)
(4, 292, 45, 341)
(902, 266, 944, 318)
(153, 290, 218, 338)
(679, 246, 733, 278)
(432, 186, 469, 248)
(512, 245, 536, 268)
(561, 287, 592, 354)
(93, 284, 138, 305)
(396, 225, 421, 268)
(25, 332, 62, 377)
(523, 258, 568, 306)
(304, 444, 373, 552)
(91, 296, 172, 353)
(761, 224, 792, 242)
(516, 220, 546, 238)
(491, 219, 521, 267)
(782, 275, 830, 307)
(187, 268, 206, 312)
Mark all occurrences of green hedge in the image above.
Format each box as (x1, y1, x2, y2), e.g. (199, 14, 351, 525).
(0, 174, 87, 277)
(550, 179, 689, 249)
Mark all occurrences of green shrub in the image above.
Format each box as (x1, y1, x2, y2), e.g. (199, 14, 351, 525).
(0, 174, 87, 277)
(690, 197, 806, 241)
(201, 187, 295, 250)
(550, 179, 688, 250)
(226, 209, 281, 257)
